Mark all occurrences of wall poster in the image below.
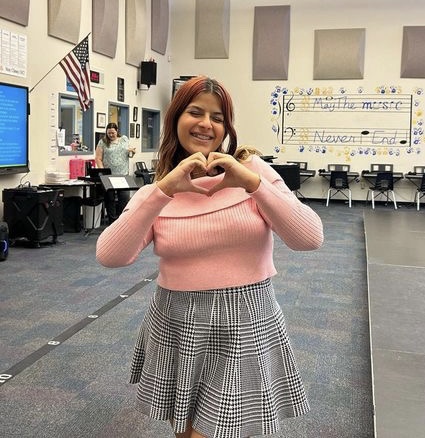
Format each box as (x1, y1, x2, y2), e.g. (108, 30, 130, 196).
(0, 28, 27, 77)
(270, 85, 424, 161)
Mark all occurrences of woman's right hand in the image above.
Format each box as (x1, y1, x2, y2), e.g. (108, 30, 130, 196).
(156, 152, 209, 196)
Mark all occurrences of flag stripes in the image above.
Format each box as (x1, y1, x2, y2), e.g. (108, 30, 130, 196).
(59, 37, 91, 111)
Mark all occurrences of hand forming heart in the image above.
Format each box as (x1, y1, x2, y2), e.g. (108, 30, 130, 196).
(156, 152, 260, 197)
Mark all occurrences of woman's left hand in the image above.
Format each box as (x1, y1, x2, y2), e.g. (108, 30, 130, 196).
(206, 152, 260, 196)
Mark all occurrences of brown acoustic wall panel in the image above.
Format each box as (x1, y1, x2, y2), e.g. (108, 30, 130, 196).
(0, 0, 30, 26)
(48, 0, 81, 44)
(126, 0, 147, 66)
(401, 26, 425, 78)
(151, 0, 169, 55)
(195, 0, 229, 59)
(252, 5, 290, 80)
(314, 28, 365, 80)
(92, 0, 119, 58)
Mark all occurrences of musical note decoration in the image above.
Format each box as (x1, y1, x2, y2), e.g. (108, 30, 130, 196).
(270, 85, 424, 158)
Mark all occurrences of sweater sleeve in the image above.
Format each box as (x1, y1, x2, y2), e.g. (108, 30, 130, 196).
(96, 184, 172, 267)
(250, 176, 324, 251)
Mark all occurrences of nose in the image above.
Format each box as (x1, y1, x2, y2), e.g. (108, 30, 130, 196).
(198, 114, 213, 128)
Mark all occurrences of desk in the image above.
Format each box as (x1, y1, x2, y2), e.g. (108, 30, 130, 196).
(40, 180, 95, 232)
(300, 169, 316, 183)
(319, 170, 359, 182)
(40, 180, 92, 198)
(361, 171, 404, 185)
(404, 172, 424, 188)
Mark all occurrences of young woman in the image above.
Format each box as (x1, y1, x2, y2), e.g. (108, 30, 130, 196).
(96, 76, 324, 438)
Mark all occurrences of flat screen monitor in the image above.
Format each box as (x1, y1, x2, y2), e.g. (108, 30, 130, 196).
(0, 82, 29, 175)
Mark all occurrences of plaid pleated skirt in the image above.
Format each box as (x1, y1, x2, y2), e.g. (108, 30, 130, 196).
(129, 279, 310, 438)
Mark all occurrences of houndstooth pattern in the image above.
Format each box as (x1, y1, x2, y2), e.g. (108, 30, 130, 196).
(129, 279, 310, 438)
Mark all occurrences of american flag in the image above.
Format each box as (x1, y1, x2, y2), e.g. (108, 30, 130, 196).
(59, 36, 91, 111)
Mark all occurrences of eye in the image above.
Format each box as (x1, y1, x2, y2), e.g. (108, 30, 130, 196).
(187, 110, 202, 117)
(212, 115, 224, 123)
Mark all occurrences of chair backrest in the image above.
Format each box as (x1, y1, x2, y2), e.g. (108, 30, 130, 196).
(330, 171, 349, 189)
(375, 172, 394, 190)
(271, 164, 301, 191)
(328, 164, 350, 172)
(414, 165, 425, 174)
(371, 163, 393, 172)
(135, 161, 149, 172)
(287, 161, 307, 170)
(134, 161, 152, 184)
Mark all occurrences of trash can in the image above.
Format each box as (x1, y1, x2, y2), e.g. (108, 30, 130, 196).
(82, 198, 103, 230)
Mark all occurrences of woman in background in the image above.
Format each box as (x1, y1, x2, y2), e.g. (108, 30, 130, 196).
(96, 76, 324, 438)
(95, 122, 136, 224)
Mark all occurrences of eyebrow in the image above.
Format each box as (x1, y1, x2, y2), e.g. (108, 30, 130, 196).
(186, 104, 223, 116)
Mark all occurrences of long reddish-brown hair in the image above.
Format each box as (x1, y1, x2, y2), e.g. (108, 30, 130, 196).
(155, 76, 237, 180)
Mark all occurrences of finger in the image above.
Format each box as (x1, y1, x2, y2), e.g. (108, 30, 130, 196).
(207, 181, 226, 196)
(180, 158, 207, 175)
(206, 151, 226, 166)
(206, 158, 231, 175)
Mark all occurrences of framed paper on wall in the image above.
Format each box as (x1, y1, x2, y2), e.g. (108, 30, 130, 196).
(133, 107, 138, 122)
(97, 112, 106, 128)
(136, 123, 140, 138)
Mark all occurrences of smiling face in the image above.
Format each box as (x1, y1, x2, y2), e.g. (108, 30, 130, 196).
(177, 92, 226, 158)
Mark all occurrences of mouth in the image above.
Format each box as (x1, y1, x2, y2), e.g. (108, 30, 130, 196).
(191, 132, 214, 141)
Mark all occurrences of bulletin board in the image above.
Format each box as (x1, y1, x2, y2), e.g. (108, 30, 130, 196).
(270, 85, 424, 161)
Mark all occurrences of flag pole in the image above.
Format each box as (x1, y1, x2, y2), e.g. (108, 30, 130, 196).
(29, 33, 91, 94)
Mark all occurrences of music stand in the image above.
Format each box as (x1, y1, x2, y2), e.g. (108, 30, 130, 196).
(99, 175, 141, 191)
(88, 167, 112, 181)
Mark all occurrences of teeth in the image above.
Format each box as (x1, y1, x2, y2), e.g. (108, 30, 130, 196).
(193, 133, 211, 140)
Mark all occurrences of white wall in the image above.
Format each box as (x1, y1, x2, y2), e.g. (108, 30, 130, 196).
(1, 0, 425, 217)
(169, 0, 425, 202)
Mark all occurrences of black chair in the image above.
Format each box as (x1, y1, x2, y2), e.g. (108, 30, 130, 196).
(366, 172, 397, 209)
(326, 171, 352, 207)
(134, 161, 153, 185)
(414, 173, 425, 211)
(271, 164, 303, 199)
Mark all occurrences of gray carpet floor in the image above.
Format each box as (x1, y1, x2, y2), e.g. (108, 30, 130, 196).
(0, 201, 374, 437)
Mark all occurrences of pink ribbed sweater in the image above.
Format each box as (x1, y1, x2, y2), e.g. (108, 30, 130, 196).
(96, 156, 323, 291)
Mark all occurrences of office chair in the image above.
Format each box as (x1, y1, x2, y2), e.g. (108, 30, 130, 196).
(326, 171, 352, 207)
(414, 173, 425, 211)
(271, 164, 303, 199)
(134, 161, 153, 185)
(366, 172, 397, 209)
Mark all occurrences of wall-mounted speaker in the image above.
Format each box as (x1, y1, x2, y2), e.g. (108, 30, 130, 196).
(139, 61, 157, 88)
